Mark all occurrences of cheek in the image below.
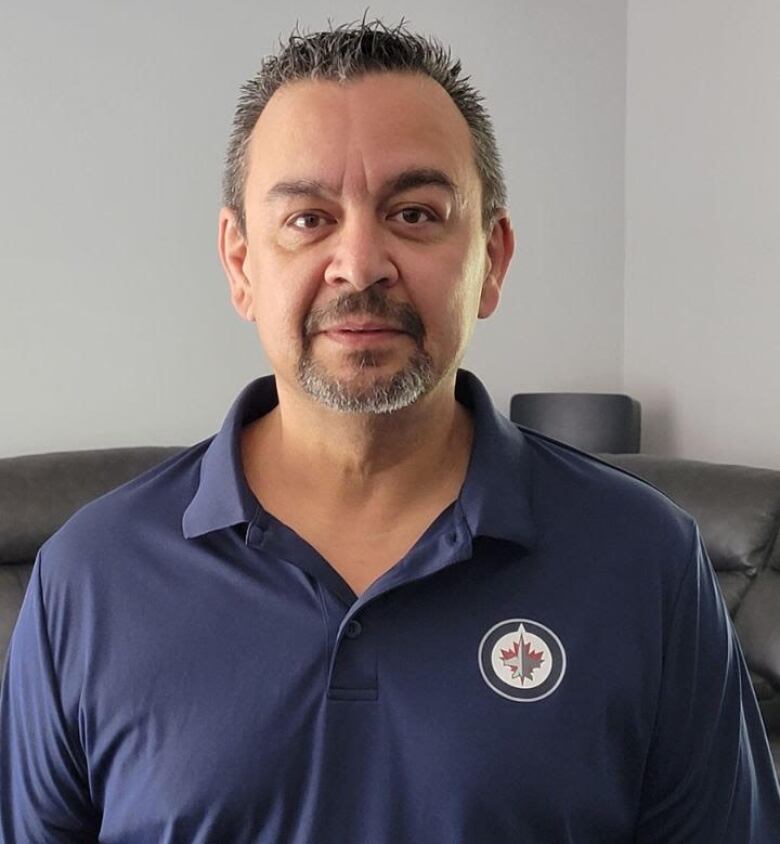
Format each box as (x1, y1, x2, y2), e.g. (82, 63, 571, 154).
(248, 256, 320, 341)
(423, 258, 483, 334)
(411, 282, 474, 361)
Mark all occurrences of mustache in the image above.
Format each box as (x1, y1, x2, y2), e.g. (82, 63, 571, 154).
(303, 287, 425, 342)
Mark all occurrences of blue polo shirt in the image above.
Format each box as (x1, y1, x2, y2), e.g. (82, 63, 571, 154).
(2, 369, 779, 842)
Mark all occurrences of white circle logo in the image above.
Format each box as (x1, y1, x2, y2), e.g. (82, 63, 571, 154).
(478, 619, 566, 702)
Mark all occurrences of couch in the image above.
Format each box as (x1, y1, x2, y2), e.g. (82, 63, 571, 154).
(1, 446, 779, 773)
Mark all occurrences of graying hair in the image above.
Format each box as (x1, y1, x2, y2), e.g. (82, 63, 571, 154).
(222, 16, 507, 236)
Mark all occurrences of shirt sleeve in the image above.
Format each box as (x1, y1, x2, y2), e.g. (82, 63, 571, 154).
(0, 548, 100, 842)
(635, 523, 780, 842)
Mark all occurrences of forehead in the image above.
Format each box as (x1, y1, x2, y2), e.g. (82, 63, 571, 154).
(245, 72, 478, 200)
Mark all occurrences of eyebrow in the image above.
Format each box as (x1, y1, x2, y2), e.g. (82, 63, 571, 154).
(264, 167, 461, 206)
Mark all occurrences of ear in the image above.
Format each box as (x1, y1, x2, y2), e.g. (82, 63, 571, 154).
(477, 211, 515, 319)
(218, 207, 255, 322)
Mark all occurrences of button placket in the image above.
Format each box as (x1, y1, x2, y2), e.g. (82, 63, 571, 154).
(329, 614, 377, 698)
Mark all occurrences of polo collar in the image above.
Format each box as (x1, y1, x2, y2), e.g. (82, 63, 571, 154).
(454, 370, 537, 549)
(182, 369, 536, 550)
(182, 377, 276, 539)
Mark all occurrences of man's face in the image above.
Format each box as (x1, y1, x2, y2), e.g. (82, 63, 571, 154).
(219, 71, 512, 413)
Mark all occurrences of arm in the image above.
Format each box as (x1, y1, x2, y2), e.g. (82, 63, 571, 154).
(0, 549, 100, 842)
(636, 525, 780, 841)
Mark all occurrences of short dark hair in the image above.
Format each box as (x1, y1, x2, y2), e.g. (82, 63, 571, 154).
(222, 16, 507, 236)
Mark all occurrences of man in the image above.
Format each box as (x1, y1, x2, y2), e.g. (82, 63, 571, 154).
(1, 18, 779, 843)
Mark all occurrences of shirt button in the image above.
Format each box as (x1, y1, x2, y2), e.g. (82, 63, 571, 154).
(345, 619, 363, 639)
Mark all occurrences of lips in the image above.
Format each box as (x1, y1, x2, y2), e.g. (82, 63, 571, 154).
(317, 323, 409, 348)
(323, 322, 404, 333)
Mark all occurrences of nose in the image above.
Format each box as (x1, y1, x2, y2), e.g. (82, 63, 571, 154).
(323, 212, 399, 291)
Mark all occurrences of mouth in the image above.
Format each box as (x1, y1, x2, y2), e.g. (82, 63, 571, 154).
(323, 322, 405, 332)
(318, 325, 409, 347)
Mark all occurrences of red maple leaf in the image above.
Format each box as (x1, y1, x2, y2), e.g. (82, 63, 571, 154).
(500, 634, 545, 684)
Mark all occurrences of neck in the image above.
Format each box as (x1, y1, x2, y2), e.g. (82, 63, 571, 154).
(241, 371, 474, 518)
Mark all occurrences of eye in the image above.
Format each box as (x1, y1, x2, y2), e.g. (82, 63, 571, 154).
(289, 212, 329, 230)
(392, 207, 437, 225)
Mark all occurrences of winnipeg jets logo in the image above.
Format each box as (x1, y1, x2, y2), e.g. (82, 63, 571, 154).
(478, 619, 566, 702)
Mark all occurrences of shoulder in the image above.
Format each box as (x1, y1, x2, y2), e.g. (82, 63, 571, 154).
(36, 437, 213, 587)
(517, 424, 698, 564)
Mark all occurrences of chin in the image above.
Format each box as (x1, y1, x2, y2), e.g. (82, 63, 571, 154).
(296, 348, 438, 415)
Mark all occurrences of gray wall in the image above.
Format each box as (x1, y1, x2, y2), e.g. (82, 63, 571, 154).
(0, 0, 627, 458)
(9, 2, 777, 471)
(625, 0, 780, 469)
